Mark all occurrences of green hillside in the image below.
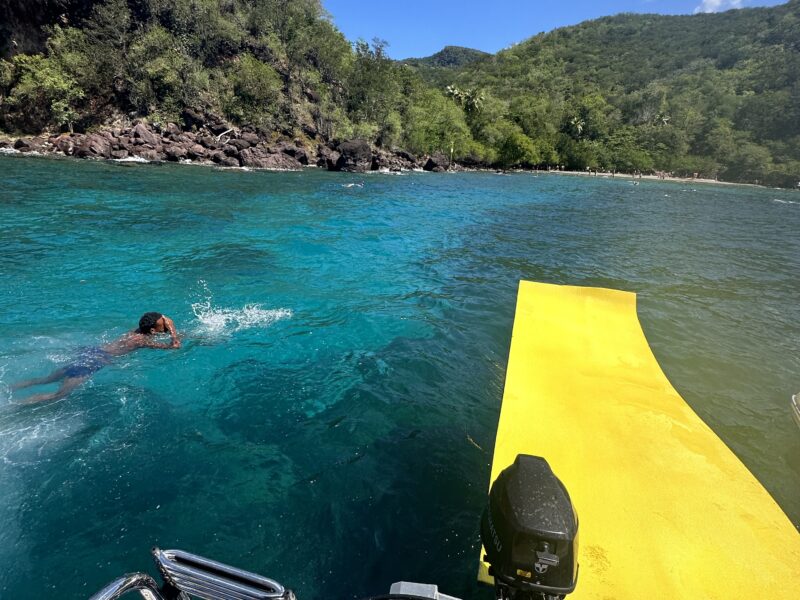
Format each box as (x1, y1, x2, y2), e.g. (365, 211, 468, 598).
(411, 1, 800, 185)
(401, 46, 490, 68)
(1, 0, 798, 185)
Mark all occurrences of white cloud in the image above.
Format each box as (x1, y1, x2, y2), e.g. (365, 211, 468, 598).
(694, 0, 745, 13)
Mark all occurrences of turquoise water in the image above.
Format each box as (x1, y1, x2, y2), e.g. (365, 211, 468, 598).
(1, 154, 798, 600)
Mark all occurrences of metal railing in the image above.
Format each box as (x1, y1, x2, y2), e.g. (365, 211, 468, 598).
(88, 548, 290, 600)
(154, 548, 287, 600)
(89, 572, 166, 600)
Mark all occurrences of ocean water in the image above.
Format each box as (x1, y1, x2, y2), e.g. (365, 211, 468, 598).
(0, 154, 798, 600)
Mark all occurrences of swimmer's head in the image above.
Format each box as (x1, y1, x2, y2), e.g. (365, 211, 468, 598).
(137, 312, 163, 334)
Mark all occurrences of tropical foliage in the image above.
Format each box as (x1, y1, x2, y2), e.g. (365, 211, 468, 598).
(0, 0, 798, 186)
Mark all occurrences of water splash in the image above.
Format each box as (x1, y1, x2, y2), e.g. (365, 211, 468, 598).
(113, 155, 149, 163)
(190, 281, 292, 337)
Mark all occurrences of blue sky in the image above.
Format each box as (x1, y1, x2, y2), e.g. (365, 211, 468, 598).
(321, 0, 787, 58)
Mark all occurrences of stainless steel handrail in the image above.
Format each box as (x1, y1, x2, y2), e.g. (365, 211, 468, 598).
(88, 572, 166, 600)
(154, 547, 287, 600)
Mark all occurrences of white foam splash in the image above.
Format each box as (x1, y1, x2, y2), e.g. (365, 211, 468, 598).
(0, 147, 20, 155)
(190, 281, 292, 336)
(113, 155, 149, 163)
(773, 198, 798, 205)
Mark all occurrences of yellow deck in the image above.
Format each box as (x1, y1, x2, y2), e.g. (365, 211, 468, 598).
(478, 281, 800, 598)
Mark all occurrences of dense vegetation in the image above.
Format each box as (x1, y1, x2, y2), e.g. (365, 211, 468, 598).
(401, 46, 490, 69)
(1, 0, 798, 186)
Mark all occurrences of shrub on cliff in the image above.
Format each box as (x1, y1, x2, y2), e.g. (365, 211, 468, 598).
(1, 53, 84, 132)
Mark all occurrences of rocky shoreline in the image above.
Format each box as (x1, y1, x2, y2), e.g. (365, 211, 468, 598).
(0, 110, 451, 174)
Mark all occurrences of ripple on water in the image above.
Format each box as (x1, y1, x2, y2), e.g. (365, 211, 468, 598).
(0, 159, 798, 600)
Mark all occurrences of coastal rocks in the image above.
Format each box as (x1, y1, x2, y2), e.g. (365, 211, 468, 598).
(131, 147, 162, 161)
(316, 145, 339, 169)
(187, 144, 206, 159)
(240, 132, 260, 146)
(423, 152, 449, 172)
(240, 147, 303, 170)
(274, 141, 309, 165)
(334, 139, 372, 172)
(132, 122, 159, 146)
(164, 145, 188, 161)
(75, 133, 112, 159)
(181, 107, 207, 130)
(228, 138, 251, 151)
(7, 118, 427, 174)
(14, 137, 45, 152)
(372, 148, 417, 171)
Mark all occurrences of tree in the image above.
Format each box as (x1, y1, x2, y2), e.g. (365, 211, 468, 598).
(224, 53, 285, 126)
(498, 127, 539, 169)
(403, 87, 472, 157)
(4, 53, 83, 131)
(347, 38, 400, 139)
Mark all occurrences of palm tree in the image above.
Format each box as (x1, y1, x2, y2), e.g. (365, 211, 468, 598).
(445, 84, 464, 105)
(463, 88, 485, 114)
(569, 116, 585, 138)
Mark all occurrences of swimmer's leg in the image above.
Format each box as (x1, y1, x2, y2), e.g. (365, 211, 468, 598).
(12, 367, 69, 391)
(20, 376, 87, 405)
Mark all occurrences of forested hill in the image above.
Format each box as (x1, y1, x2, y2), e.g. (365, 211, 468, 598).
(401, 46, 490, 69)
(410, 1, 800, 186)
(1, 1, 798, 186)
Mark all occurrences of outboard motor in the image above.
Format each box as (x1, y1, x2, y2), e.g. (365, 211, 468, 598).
(480, 455, 578, 600)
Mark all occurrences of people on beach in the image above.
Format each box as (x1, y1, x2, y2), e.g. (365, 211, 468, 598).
(12, 312, 180, 404)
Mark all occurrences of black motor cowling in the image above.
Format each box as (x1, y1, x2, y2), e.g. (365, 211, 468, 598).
(480, 455, 578, 599)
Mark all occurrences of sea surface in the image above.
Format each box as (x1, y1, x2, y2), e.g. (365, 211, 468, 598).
(1, 154, 798, 600)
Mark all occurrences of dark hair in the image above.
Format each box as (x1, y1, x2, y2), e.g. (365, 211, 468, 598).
(137, 312, 163, 334)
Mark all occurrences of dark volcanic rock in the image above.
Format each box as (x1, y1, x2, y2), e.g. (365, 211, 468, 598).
(55, 136, 76, 155)
(131, 147, 161, 161)
(132, 123, 159, 146)
(335, 139, 372, 172)
(208, 121, 231, 136)
(164, 145, 187, 161)
(14, 138, 36, 151)
(219, 156, 241, 168)
(75, 133, 112, 159)
(182, 107, 206, 130)
(240, 132, 260, 145)
(222, 144, 240, 157)
(229, 138, 251, 151)
(316, 146, 339, 169)
(301, 124, 318, 139)
(423, 152, 449, 172)
(396, 150, 417, 164)
(110, 149, 129, 160)
(199, 136, 220, 150)
(370, 148, 419, 171)
(187, 144, 206, 159)
(273, 141, 308, 165)
(240, 147, 302, 170)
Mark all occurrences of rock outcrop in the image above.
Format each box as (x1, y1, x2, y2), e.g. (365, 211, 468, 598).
(423, 152, 449, 172)
(4, 113, 431, 173)
(334, 139, 373, 172)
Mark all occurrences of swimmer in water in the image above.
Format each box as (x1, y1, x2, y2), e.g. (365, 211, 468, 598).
(12, 312, 181, 404)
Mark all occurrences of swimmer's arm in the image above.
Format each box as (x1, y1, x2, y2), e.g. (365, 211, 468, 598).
(138, 335, 180, 350)
(162, 316, 181, 348)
